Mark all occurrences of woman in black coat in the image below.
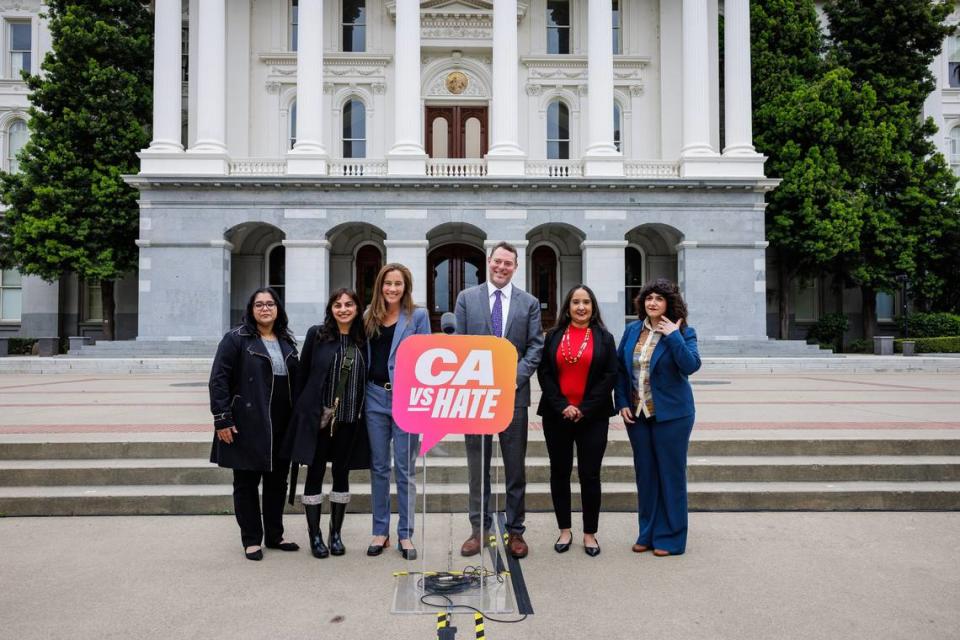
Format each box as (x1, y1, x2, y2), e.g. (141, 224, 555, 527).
(536, 285, 618, 557)
(284, 289, 370, 559)
(209, 287, 300, 561)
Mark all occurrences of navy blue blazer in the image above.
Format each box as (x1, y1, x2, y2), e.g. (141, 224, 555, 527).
(614, 321, 701, 422)
(366, 306, 431, 384)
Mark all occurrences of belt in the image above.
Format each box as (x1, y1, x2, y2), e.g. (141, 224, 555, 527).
(371, 380, 392, 391)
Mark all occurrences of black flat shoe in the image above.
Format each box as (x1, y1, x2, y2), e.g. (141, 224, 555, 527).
(398, 542, 417, 560)
(584, 541, 601, 557)
(245, 547, 263, 561)
(554, 535, 571, 554)
(366, 537, 390, 557)
(265, 541, 300, 552)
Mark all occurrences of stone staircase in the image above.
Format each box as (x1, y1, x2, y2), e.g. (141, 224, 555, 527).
(697, 338, 833, 357)
(2, 432, 958, 516)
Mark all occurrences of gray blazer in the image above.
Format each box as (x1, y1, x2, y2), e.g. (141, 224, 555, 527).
(454, 284, 544, 407)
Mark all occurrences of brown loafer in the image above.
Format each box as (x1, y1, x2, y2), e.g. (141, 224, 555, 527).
(507, 533, 528, 558)
(632, 544, 651, 553)
(652, 548, 671, 557)
(460, 534, 482, 557)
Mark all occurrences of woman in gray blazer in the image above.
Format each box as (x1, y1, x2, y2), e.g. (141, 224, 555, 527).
(363, 263, 431, 559)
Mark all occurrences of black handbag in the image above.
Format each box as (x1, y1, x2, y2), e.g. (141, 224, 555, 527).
(320, 343, 356, 434)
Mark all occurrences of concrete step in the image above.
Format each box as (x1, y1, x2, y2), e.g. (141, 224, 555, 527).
(4, 435, 960, 460)
(2, 455, 958, 486)
(2, 481, 959, 516)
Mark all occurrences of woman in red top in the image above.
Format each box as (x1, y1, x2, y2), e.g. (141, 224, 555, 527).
(536, 285, 618, 556)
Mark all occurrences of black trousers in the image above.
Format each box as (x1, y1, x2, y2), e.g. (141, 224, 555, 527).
(542, 413, 609, 534)
(466, 406, 528, 534)
(303, 422, 356, 496)
(232, 376, 291, 548)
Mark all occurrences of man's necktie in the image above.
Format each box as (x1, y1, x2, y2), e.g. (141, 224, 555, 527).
(491, 289, 503, 338)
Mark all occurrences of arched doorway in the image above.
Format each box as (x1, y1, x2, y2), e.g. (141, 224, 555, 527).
(427, 243, 486, 331)
(530, 245, 558, 331)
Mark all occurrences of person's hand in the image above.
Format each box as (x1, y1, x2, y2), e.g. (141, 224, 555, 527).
(217, 426, 238, 444)
(561, 405, 583, 422)
(656, 317, 681, 336)
(619, 408, 635, 424)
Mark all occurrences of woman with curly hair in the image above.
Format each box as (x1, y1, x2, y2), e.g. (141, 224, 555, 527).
(614, 278, 701, 557)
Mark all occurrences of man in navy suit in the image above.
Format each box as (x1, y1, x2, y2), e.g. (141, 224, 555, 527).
(455, 241, 544, 558)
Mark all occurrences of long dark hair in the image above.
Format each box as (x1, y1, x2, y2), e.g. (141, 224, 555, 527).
(241, 287, 296, 345)
(634, 278, 689, 324)
(318, 288, 367, 345)
(552, 284, 606, 333)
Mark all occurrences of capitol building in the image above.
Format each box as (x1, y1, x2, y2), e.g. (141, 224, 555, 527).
(7, 0, 787, 346)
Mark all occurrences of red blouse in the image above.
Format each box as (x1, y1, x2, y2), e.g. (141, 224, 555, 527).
(556, 325, 594, 407)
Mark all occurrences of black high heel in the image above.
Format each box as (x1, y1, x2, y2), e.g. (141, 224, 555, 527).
(398, 541, 418, 560)
(554, 534, 571, 554)
(366, 537, 390, 557)
(584, 538, 601, 557)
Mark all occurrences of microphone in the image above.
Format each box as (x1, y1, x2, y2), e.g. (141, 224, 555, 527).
(440, 312, 457, 335)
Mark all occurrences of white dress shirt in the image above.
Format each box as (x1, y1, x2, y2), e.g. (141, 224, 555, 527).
(486, 280, 513, 335)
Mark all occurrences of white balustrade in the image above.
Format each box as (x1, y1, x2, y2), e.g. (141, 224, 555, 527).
(228, 159, 288, 175)
(525, 160, 584, 178)
(425, 159, 488, 177)
(624, 160, 681, 178)
(328, 159, 388, 176)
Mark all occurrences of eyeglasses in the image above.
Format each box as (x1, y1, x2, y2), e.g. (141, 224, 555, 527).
(253, 301, 277, 309)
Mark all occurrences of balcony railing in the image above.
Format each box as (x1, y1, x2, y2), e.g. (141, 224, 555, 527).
(228, 158, 287, 176)
(525, 160, 583, 178)
(329, 159, 387, 176)
(624, 160, 680, 178)
(217, 157, 682, 179)
(426, 158, 488, 177)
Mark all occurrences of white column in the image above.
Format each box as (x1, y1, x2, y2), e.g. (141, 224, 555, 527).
(287, 0, 328, 175)
(723, 0, 756, 156)
(387, 0, 427, 175)
(147, 0, 182, 152)
(680, 0, 713, 158)
(581, 240, 628, 340)
(485, 0, 525, 176)
(583, 0, 623, 177)
(283, 240, 330, 338)
(385, 240, 429, 306)
(485, 240, 528, 293)
(183, 0, 228, 174)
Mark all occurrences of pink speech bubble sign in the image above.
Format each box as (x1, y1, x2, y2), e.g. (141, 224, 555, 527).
(392, 334, 518, 455)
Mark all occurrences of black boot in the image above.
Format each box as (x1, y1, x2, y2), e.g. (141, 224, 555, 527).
(328, 496, 348, 556)
(304, 504, 329, 559)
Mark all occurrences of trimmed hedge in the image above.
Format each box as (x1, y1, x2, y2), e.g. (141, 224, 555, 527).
(7, 338, 37, 355)
(902, 313, 960, 338)
(894, 336, 960, 353)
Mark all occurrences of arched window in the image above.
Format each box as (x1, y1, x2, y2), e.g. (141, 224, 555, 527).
(289, 100, 297, 150)
(7, 119, 28, 173)
(342, 98, 366, 158)
(613, 102, 622, 153)
(950, 125, 960, 168)
(547, 100, 570, 160)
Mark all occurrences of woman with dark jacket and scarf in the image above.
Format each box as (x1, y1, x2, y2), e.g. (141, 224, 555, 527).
(536, 285, 618, 557)
(284, 289, 369, 559)
(209, 287, 300, 561)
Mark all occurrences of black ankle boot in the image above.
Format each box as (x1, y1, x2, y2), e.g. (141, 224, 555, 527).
(328, 500, 347, 556)
(304, 504, 329, 559)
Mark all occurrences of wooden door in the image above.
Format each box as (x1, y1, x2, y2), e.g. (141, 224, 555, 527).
(425, 106, 488, 158)
(427, 244, 486, 331)
(531, 245, 558, 331)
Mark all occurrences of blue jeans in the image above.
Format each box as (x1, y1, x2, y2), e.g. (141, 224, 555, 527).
(626, 412, 695, 554)
(365, 383, 420, 540)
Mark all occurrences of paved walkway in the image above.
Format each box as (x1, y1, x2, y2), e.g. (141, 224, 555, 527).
(1, 512, 958, 639)
(1, 371, 957, 433)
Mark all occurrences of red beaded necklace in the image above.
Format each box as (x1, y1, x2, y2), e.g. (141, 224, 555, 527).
(560, 324, 591, 364)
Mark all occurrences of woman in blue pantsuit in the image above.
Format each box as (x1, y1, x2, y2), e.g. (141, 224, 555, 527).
(363, 263, 431, 560)
(615, 278, 700, 556)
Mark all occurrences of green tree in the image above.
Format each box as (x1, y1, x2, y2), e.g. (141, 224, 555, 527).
(0, 0, 152, 340)
(824, 0, 959, 333)
(751, 0, 863, 338)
